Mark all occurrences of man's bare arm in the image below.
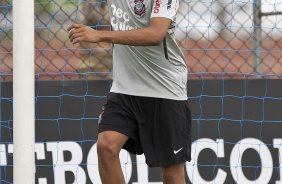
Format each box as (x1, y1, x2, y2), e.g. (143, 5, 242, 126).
(68, 17, 171, 46)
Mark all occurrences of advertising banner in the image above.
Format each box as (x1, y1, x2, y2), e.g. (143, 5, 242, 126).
(1, 80, 282, 183)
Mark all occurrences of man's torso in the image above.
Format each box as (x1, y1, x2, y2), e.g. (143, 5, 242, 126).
(108, 0, 188, 100)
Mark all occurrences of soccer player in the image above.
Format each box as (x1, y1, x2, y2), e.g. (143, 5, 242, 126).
(68, 0, 192, 183)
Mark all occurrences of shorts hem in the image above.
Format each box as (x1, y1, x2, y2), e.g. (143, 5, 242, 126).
(146, 156, 192, 168)
(98, 125, 134, 141)
(98, 125, 143, 155)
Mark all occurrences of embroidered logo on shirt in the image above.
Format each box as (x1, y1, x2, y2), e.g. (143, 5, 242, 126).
(134, 0, 146, 17)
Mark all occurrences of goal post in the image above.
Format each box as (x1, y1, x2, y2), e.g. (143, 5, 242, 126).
(13, 0, 35, 183)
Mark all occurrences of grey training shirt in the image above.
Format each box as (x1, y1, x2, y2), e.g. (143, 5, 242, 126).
(108, 0, 188, 100)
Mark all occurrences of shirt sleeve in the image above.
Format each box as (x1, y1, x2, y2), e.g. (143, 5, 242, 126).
(150, 0, 179, 22)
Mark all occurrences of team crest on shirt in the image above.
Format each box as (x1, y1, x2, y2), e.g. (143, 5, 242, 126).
(133, 0, 146, 18)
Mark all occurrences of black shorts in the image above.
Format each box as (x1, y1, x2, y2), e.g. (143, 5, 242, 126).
(98, 92, 192, 167)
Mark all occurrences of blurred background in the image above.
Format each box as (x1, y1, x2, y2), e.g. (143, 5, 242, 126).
(1, 0, 282, 81)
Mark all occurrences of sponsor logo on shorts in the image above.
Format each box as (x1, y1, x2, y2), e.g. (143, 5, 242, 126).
(174, 147, 183, 154)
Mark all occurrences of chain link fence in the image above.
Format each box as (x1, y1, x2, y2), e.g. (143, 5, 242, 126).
(1, 0, 282, 81)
